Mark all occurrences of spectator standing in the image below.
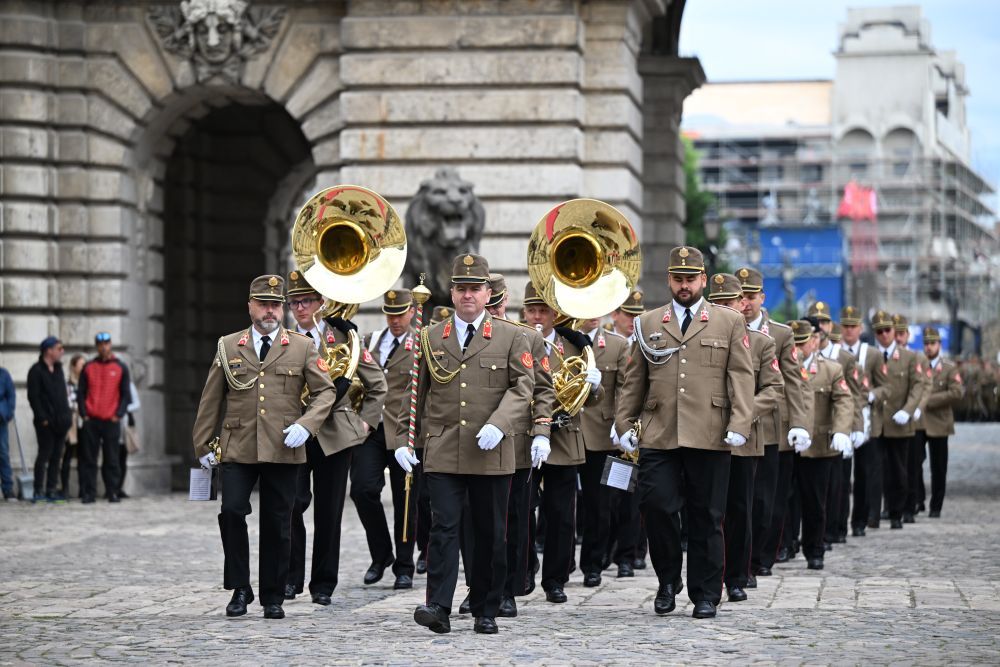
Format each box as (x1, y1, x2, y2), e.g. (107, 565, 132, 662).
(60, 354, 87, 498)
(27, 337, 73, 502)
(77, 332, 131, 504)
(0, 366, 16, 500)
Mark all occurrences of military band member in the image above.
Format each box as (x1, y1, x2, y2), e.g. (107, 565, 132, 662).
(616, 247, 755, 619)
(350, 289, 422, 590)
(738, 268, 811, 579)
(790, 320, 853, 570)
(576, 309, 630, 580)
(397, 254, 534, 635)
(192, 275, 335, 619)
(708, 274, 782, 602)
(862, 310, 923, 530)
(894, 314, 931, 522)
(919, 327, 963, 517)
(840, 305, 877, 537)
(522, 282, 603, 603)
(284, 271, 387, 605)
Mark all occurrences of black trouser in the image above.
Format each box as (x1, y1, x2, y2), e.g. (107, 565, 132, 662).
(119, 442, 128, 492)
(79, 419, 121, 500)
(349, 425, 419, 578)
(824, 453, 844, 542)
(881, 436, 909, 521)
(639, 447, 730, 606)
(926, 436, 949, 513)
(724, 455, 757, 589)
(579, 450, 615, 576)
(606, 481, 641, 566)
(531, 463, 578, 591)
(852, 437, 883, 527)
(750, 444, 779, 571)
(782, 456, 801, 551)
(425, 472, 511, 617)
(60, 440, 78, 496)
(905, 432, 926, 515)
(289, 439, 353, 596)
(33, 423, 66, 496)
(832, 458, 852, 538)
(797, 456, 835, 560)
(218, 461, 298, 606)
(759, 449, 794, 570)
(505, 467, 532, 597)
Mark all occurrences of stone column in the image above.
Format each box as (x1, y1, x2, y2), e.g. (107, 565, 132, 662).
(639, 55, 705, 306)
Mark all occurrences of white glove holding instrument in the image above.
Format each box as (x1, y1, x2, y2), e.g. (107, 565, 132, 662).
(842, 442, 854, 459)
(788, 427, 812, 453)
(530, 435, 551, 468)
(850, 431, 866, 448)
(617, 427, 637, 454)
(199, 452, 218, 468)
(913, 408, 922, 421)
(282, 423, 309, 448)
(585, 367, 602, 391)
(724, 431, 747, 448)
(892, 410, 910, 425)
(831, 432, 852, 454)
(394, 446, 420, 473)
(476, 424, 504, 451)
(609, 425, 620, 448)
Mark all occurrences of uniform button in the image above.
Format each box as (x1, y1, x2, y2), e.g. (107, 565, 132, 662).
(260, 408, 266, 415)
(259, 383, 264, 389)
(383, 369, 388, 375)
(461, 401, 466, 407)
(491, 364, 497, 370)
(679, 388, 686, 393)
(680, 373, 686, 379)
(681, 359, 687, 364)
(461, 382, 467, 388)
(461, 363, 467, 369)
(259, 396, 265, 402)
(461, 419, 467, 426)
(681, 344, 687, 350)
(259, 371, 264, 377)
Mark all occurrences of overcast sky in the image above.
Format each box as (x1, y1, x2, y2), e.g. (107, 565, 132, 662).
(679, 0, 1000, 197)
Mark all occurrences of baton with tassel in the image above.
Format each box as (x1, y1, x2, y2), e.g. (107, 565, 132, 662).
(402, 275, 432, 542)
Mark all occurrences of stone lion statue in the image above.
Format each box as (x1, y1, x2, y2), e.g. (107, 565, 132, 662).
(403, 168, 486, 311)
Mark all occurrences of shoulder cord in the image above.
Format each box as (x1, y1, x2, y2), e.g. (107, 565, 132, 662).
(419, 327, 462, 384)
(632, 316, 679, 366)
(216, 337, 255, 391)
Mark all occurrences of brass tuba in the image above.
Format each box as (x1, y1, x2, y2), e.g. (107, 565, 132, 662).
(290, 185, 407, 392)
(527, 199, 641, 416)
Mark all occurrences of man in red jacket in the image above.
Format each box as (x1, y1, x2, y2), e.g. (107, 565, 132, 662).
(77, 332, 131, 503)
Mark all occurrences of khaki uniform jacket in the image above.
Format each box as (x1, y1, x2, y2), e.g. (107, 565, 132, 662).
(579, 329, 628, 453)
(827, 346, 864, 434)
(867, 345, 923, 438)
(616, 302, 755, 452)
(743, 329, 784, 457)
(545, 333, 604, 466)
(911, 351, 932, 431)
(922, 360, 963, 438)
(313, 325, 387, 457)
(192, 327, 335, 464)
(760, 314, 811, 452)
(365, 327, 417, 451)
(397, 313, 534, 475)
(800, 355, 853, 458)
(512, 325, 555, 470)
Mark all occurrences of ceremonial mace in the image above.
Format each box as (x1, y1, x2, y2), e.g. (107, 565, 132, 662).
(402, 274, 432, 542)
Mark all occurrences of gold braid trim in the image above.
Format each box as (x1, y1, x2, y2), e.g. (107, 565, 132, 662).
(420, 327, 462, 384)
(217, 336, 256, 391)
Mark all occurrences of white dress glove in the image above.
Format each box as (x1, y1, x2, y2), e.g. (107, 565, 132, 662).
(788, 427, 811, 453)
(476, 424, 504, 451)
(867, 391, 876, 404)
(831, 432, 852, 453)
(199, 452, 218, 468)
(282, 423, 309, 448)
(892, 410, 910, 425)
(617, 428, 637, 454)
(724, 431, 747, 447)
(913, 408, 922, 421)
(530, 435, 551, 468)
(862, 406, 871, 440)
(850, 431, 865, 448)
(585, 367, 602, 390)
(394, 446, 420, 473)
(842, 442, 854, 459)
(609, 425, 620, 448)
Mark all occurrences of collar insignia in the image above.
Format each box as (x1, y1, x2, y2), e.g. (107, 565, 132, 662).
(483, 319, 492, 340)
(442, 320, 452, 339)
(700, 308, 709, 322)
(237, 331, 249, 346)
(279, 331, 289, 346)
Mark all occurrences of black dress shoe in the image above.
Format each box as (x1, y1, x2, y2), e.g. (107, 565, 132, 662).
(474, 617, 498, 634)
(823, 542, 832, 552)
(727, 585, 747, 602)
(545, 587, 567, 603)
(226, 587, 254, 617)
(692, 601, 716, 619)
(416, 555, 427, 575)
(108, 494, 120, 503)
(653, 581, 681, 615)
(458, 593, 471, 614)
(632, 558, 646, 570)
(917, 502, 926, 513)
(851, 526, 866, 537)
(754, 566, 772, 577)
(263, 603, 285, 619)
(746, 574, 757, 589)
(498, 597, 517, 618)
(928, 510, 941, 518)
(311, 593, 331, 606)
(836, 534, 847, 544)
(414, 603, 450, 634)
(890, 519, 903, 529)
(807, 558, 824, 570)
(81, 496, 95, 504)
(393, 574, 413, 590)
(775, 547, 790, 563)
(284, 584, 298, 600)
(363, 556, 394, 585)
(903, 513, 915, 524)
(583, 572, 602, 587)
(617, 562, 634, 578)
(867, 519, 880, 529)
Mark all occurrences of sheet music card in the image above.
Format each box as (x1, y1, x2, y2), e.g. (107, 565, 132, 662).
(601, 456, 638, 493)
(189, 467, 218, 501)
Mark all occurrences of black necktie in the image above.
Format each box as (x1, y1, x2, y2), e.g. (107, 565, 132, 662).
(883, 350, 889, 362)
(305, 331, 313, 339)
(462, 325, 476, 353)
(259, 335, 271, 361)
(385, 337, 400, 367)
(681, 308, 693, 335)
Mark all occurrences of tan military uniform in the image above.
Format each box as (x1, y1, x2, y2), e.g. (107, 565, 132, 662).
(192, 327, 335, 464)
(365, 326, 416, 451)
(760, 313, 812, 451)
(579, 329, 629, 453)
(868, 344, 923, 438)
(745, 329, 784, 457)
(512, 325, 555, 469)
(827, 345, 864, 433)
(911, 350, 932, 431)
(542, 333, 604, 466)
(800, 356, 854, 458)
(923, 359, 963, 438)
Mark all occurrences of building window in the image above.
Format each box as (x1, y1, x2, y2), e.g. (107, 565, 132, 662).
(801, 165, 823, 183)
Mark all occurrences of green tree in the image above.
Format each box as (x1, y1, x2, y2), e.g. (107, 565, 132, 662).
(683, 136, 728, 274)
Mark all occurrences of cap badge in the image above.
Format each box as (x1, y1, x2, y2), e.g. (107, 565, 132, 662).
(387, 290, 396, 300)
(633, 291, 641, 300)
(290, 271, 299, 281)
(268, 277, 279, 287)
(738, 268, 749, 279)
(679, 248, 689, 258)
(816, 302, 825, 311)
(463, 255, 475, 266)
(714, 275, 724, 285)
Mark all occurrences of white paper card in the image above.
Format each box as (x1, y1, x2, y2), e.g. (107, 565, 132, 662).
(605, 460, 635, 491)
(189, 467, 213, 501)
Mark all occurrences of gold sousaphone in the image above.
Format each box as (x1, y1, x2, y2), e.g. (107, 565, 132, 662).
(291, 185, 407, 386)
(527, 199, 642, 416)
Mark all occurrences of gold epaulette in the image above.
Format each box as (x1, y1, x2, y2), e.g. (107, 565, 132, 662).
(286, 330, 309, 338)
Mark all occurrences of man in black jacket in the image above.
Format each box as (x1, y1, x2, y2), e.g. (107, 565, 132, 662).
(27, 337, 72, 502)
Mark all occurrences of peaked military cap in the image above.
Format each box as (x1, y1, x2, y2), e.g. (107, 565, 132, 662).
(619, 289, 646, 315)
(871, 310, 893, 331)
(430, 305, 452, 324)
(923, 326, 941, 343)
(487, 273, 507, 308)
(667, 246, 705, 274)
(249, 274, 285, 302)
(829, 322, 843, 343)
(286, 270, 318, 297)
(807, 301, 832, 322)
(451, 253, 490, 284)
(892, 313, 909, 332)
(382, 289, 413, 315)
(523, 281, 547, 306)
(707, 273, 743, 302)
(736, 267, 763, 293)
(840, 305, 862, 326)
(789, 319, 815, 344)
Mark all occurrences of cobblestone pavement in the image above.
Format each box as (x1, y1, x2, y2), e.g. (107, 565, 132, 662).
(2, 424, 998, 665)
